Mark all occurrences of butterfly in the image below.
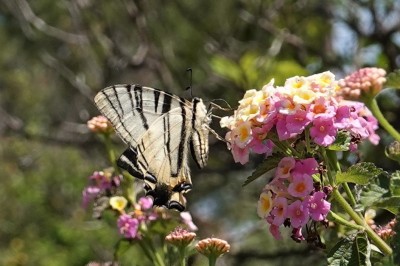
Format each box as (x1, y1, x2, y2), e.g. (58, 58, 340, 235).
(94, 84, 212, 211)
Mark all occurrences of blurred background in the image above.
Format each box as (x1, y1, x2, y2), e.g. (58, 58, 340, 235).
(1, 0, 400, 265)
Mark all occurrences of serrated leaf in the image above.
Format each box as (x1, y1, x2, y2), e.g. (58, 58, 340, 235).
(242, 154, 284, 187)
(327, 236, 353, 266)
(373, 196, 400, 214)
(328, 131, 351, 151)
(336, 163, 384, 185)
(360, 184, 389, 208)
(348, 233, 371, 266)
(385, 69, 400, 89)
(328, 233, 371, 266)
(390, 171, 400, 196)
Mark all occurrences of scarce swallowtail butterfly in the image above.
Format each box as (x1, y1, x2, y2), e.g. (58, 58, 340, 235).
(94, 84, 211, 211)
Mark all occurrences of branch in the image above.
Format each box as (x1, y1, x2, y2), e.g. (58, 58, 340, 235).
(12, 0, 88, 44)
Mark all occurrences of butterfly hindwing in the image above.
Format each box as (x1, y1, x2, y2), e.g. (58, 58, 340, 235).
(94, 84, 211, 211)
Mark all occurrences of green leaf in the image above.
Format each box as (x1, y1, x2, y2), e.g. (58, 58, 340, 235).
(242, 154, 284, 187)
(349, 233, 371, 266)
(336, 163, 385, 185)
(327, 233, 371, 266)
(114, 239, 132, 260)
(390, 171, 400, 196)
(328, 131, 351, 151)
(360, 184, 388, 208)
(373, 196, 400, 214)
(385, 69, 400, 89)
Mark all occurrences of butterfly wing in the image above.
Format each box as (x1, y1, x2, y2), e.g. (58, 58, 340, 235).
(94, 84, 210, 211)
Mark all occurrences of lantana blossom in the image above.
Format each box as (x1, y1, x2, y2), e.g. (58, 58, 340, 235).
(220, 71, 380, 165)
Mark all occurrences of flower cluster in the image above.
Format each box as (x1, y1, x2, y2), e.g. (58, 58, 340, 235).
(220, 72, 380, 164)
(338, 67, 386, 99)
(257, 157, 331, 241)
(82, 170, 122, 208)
(87, 115, 113, 134)
(113, 196, 158, 239)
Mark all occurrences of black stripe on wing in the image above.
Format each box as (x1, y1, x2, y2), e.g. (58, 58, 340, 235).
(133, 85, 149, 130)
(176, 99, 187, 177)
(117, 147, 144, 179)
(100, 89, 135, 142)
(117, 147, 158, 184)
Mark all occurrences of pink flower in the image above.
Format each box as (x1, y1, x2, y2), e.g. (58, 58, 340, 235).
(231, 144, 250, 165)
(82, 186, 101, 208)
(275, 157, 296, 179)
(180, 212, 198, 231)
(310, 117, 337, 146)
(138, 197, 154, 210)
(276, 117, 297, 140)
(287, 173, 313, 198)
(310, 97, 336, 119)
(287, 200, 309, 228)
(117, 214, 140, 239)
(249, 126, 274, 155)
(334, 105, 351, 129)
(269, 224, 282, 240)
(271, 197, 288, 226)
(285, 108, 312, 135)
(306, 191, 331, 221)
(293, 158, 319, 176)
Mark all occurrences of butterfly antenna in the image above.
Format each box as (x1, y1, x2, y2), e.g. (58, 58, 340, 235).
(185, 68, 193, 98)
(209, 99, 233, 111)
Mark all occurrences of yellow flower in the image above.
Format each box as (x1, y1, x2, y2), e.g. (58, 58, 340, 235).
(257, 191, 273, 218)
(292, 88, 316, 105)
(109, 196, 128, 212)
(232, 120, 252, 148)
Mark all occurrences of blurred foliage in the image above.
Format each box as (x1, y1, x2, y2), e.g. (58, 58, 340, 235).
(0, 0, 400, 265)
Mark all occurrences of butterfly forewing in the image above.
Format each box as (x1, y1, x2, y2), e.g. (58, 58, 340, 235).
(94, 84, 211, 211)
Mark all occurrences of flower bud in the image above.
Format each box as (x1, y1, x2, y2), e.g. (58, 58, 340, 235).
(195, 237, 230, 258)
(87, 116, 113, 134)
(165, 227, 196, 248)
(385, 141, 400, 163)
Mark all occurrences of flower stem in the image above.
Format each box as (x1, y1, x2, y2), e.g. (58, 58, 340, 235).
(367, 98, 400, 141)
(324, 149, 357, 206)
(332, 188, 392, 255)
(320, 147, 335, 186)
(178, 247, 187, 266)
(208, 255, 217, 266)
(328, 211, 364, 231)
(102, 134, 120, 175)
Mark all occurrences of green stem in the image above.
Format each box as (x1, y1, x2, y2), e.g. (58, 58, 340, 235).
(342, 183, 356, 207)
(332, 188, 392, 255)
(328, 211, 364, 231)
(320, 147, 334, 185)
(325, 150, 357, 207)
(367, 98, 400, 141)
(102, 134, 120, 175)
(272, 140, 291, 155)
(138, 241, 157, 264)
(208, 255, 217, 266)
(178, 247, 186, 266)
